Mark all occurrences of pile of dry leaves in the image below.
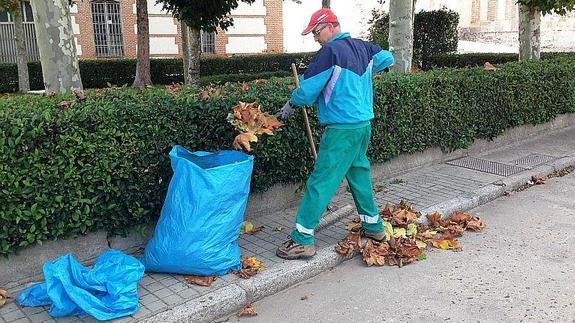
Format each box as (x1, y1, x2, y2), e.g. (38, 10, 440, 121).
(0, 288, 7, 308)
(336, 201, 485, 267)
(227, 101, 283, 152)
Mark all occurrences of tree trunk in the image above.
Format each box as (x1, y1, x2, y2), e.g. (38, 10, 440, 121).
(322, 0, 330, 8)
(29, 0, 82, 93)
(518, 4, 541, 61)
(13, 2, 30, 92)
(133, 0, 152, 89)
(181, 21, 190, 85)
(388, 0, 414, 74)
(184, 27, 201, 87)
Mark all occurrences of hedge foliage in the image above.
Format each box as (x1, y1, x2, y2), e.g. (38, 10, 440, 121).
(0, 53, 314, 93)
(1, 57, 575, 255)
(368, 8, 459, 67)
(423, 52, 575, 70)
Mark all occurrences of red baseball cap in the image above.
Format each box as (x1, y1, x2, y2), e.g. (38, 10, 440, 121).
(301, 8, 339, 36)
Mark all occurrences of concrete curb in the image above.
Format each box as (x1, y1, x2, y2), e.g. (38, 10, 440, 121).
(142, 155, 575, 323)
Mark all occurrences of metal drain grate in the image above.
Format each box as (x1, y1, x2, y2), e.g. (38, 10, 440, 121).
(510, 153, 556, 168)
(446, 157, 527, 176)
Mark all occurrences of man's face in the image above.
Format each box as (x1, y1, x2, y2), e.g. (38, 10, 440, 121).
(312, 23, 333, 46)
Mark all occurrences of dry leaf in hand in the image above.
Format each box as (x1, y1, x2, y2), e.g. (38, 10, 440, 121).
(233, 132, 258, 152)
(531, 175, 545, 185)
(238, 304, 258, 317)
(184, 275, 216, 287)
(484, 62, 497, 71)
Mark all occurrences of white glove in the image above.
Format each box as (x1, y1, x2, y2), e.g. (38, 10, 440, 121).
(276, 101, 294, 120)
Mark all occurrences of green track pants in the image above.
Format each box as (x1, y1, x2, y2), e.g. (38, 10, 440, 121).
(291, 124, 383, 245)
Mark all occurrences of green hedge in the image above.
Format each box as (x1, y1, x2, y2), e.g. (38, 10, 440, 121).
(1, 57, 575, 255)
(423, 52, 575, 70)
(0, 53, 314, 93)
(368, 8, 459, 68)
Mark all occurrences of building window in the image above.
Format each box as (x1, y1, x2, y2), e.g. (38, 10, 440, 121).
(91, 0, 124, 57)
(0, 1, 39, 63)
(201, 31, 216, 54)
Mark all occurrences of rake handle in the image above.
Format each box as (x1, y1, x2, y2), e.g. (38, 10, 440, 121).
(291, 63, 317, 160)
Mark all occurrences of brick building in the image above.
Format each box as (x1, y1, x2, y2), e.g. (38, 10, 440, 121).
(0, 0, 284, 62)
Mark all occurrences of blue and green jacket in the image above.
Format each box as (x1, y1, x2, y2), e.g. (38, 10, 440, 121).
(290, 32, 394, 127)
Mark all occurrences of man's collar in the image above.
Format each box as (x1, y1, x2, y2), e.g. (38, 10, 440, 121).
(328, 32, 350, 43)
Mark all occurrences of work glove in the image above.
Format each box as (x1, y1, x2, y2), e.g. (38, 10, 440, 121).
(276, 101, 294, 120)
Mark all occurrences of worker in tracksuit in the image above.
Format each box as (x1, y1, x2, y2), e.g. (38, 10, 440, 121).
(275, 8, 395, 260)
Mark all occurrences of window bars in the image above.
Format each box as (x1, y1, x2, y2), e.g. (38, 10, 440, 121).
(201, 31, 216, 54)
(0, 1, 39, 63)
(91, 0, 124, 57)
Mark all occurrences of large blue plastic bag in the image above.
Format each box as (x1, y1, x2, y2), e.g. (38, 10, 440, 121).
(17, 249, 144, 320)
(142, 145, 254, 276)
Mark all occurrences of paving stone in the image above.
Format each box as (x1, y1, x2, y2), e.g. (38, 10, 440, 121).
(3, 309, 26, 322)
(152, 288, 174, 299)
(0, 302, 19, 315)
(144, 282, 163, 293)
(139, 275, 155, 286)
(139, 292, 159, 304)
(161, 293, 183, 306)
(167, 282, 188, 294)
(20, 307, 45, 316)
(26, 311, 52, 323)
(10, 318, 31, 323)
(176, 287, 199, 299)
(145, 300, 167, 313)
(132, 307, 152, 320)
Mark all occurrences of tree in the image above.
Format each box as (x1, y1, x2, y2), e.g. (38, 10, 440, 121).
(133, 0, 152, 89)
(388, 0, 414, 73)
(0, 0, 29, 92)
(516, 0, 575, 61)
(29, 0, 82, 93)
(322, 0, 330, 8)
(157, 0, 255, 86)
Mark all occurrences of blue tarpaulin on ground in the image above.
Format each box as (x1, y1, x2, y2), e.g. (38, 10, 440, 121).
(141, 145, 254, 276)
(17, 249, 145, 320)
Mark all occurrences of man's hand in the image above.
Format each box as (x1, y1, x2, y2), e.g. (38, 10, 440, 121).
(276, 101, 294, 120)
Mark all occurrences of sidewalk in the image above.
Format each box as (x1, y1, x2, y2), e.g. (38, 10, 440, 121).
(2, 125, 575, 323)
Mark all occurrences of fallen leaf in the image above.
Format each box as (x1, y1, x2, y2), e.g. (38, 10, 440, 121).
(335, 230, 361, 258)
(383, 221, 393, 241)
(415, 239, 427, 249)
(240, 221, 264, 235)
(417, 229, 437, 240)
(406, 223, 417, 237)
(272, 226, 284, 232)
(241, 83, 249, 92)
(235, 256, 264, 279)
(429, 235, 461, 251)
(184, 275, 216, 287)
(197, 90, 210, 100)
(288, 84, 295, 91)
(451, 212, 472, 224)
(426, 212, 443, 227)
(361, 239, 386, 266)
(56, 101, 71, 109)
(73, 89, 86, 101)
(0, 288, 7, 307)
(484, 62, 497, 71)
(531, 175, 545, 185)
(254, 79, 267, 85)
(373, 184, 385, 193)
(345, 221, 361, 231)
(466, 218, 485, 232)
(238, 304, 257, 317)
(443, 224, 465, 237)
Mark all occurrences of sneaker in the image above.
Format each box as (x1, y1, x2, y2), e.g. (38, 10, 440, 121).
(363, 230, 386, 241)
(276, 239, 316, 260)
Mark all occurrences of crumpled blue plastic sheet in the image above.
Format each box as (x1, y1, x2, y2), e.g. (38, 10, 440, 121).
(142, 145, 254, 276)
(17, 249, 144, 320)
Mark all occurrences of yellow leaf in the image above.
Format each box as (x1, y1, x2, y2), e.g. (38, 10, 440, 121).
(383, 221, 393, 241)
(240, 221, 254, 234)
(416, 239, 427, 249)
(406, 223, 417, 236)
(393, 227, 406, 238)
(439, 240, 450, 250)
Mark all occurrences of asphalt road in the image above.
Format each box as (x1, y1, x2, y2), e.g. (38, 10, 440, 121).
(228, 170, 575, 322)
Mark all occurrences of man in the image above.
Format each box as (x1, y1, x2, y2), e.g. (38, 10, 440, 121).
(275, 8, 395, 260)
